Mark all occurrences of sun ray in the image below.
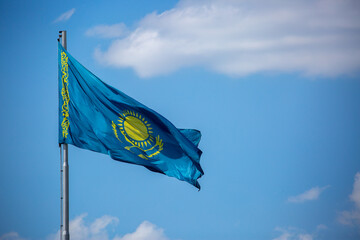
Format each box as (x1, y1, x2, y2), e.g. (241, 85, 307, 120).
(116, 109, 161, 152)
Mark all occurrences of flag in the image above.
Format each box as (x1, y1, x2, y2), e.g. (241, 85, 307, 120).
(58, 43, 204, 189)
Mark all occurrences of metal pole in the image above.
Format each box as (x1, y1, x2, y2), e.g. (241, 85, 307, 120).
(60, 30, 70, 240)
(62, 144, 69, 240)
(60, 146, 63, 240)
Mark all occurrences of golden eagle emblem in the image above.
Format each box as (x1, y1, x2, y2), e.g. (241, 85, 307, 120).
(112, 110, 163, 159)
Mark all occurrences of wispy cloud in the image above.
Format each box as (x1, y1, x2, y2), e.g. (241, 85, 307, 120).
(288, 186, 330, 203)
(316, 224, 327, 231)
(273, 231, 292, 240)
(86, 24, 128, 39)
(273, 225, 326, 240)
(54, 8, 76, 23)
(273, 227, 313, 240)
(46, 214, 169, 240)
(0, 232, 26, 240)
(338, 172, 360, 226)
(94, 0, 360, 78)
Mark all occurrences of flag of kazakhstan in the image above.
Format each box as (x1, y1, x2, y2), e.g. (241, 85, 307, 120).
(58, 43, 203, 189)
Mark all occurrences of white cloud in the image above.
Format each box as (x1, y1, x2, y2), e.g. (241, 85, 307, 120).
(113, 221, 169, 240)
(273, 224, 328, 240)
(273, 231, 292, 240)
(0, 232, 26, 240)
(288, 186, 329, 203)
(86, 24, 128, 38)
(47, 213, 119, 240)
(54, 8, 76, 23)
(338, 172, 360, 226)
(273, 227, 312, 240)
(90, 215, 119, 235)
(272, 225, 326, 240)
(94, 0, 360, 78)
(350, 172, 360, 209)
(47, 214, 169, 240)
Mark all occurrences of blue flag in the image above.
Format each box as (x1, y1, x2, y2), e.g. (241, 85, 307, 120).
(58, 43, 203, 189)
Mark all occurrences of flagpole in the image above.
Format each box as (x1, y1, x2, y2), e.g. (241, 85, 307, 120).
(62, 144, 69, 240)
(60, 30, 70, 240)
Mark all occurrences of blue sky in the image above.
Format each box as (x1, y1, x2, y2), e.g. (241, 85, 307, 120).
(0, 0, 360, 240)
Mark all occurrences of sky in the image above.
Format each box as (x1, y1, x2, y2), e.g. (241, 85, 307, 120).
(0, 0, 360, 239)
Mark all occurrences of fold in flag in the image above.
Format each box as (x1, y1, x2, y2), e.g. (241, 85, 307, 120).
(58, 43, 203, 189)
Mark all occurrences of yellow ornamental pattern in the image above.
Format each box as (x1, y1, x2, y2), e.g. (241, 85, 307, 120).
(112, 121, 122, 143)
(61, 51, 70, 138)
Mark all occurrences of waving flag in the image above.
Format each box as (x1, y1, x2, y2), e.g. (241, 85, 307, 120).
(58, 43, 203, 189)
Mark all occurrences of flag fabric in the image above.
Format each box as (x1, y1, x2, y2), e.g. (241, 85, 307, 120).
(58, 43, 204, 189)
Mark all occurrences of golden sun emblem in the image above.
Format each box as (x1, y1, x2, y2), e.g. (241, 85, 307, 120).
(112, 110, 163, 159)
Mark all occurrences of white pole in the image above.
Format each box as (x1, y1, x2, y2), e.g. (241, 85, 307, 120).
(60, 30, 70, 240)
